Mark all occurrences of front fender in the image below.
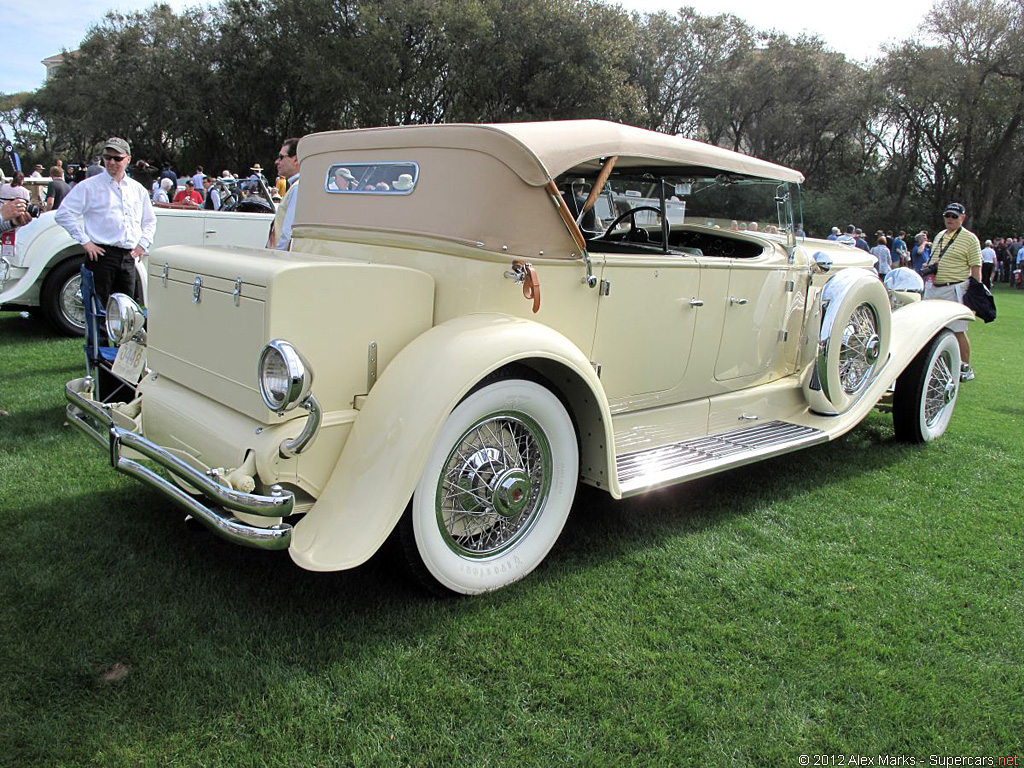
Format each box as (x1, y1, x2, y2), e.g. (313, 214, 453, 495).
(289, 313, 613, 572)
(886, 298, 973, 377)
(0, 212, 79, 305)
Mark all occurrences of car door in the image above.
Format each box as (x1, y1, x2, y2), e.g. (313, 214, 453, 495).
(202, 210, 274, 249)
(588, 254, 701, 410)
(713, 242, 805, 384)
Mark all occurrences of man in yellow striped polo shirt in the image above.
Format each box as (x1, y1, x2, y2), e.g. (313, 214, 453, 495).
(923, 202, 982, 381)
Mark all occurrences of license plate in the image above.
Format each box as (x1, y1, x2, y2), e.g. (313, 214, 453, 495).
(111, 341, 146, 384)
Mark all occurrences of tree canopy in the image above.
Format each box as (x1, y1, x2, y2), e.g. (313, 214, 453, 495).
(5, 0, 1022, 237)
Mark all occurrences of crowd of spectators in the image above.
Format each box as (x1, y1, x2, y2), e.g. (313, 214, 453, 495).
(2, 156, 287, 217)
(825, 221, 1024, 289)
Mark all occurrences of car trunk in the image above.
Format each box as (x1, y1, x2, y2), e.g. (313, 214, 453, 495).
(145, 244, 435, 423)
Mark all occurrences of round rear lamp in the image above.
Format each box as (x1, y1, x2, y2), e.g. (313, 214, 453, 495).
(258, 340, 313, 413)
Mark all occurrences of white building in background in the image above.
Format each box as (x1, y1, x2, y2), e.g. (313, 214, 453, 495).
(42, 51, 78, 81)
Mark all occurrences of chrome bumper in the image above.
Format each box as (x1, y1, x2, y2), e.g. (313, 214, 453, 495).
(64, 376, 294, 550)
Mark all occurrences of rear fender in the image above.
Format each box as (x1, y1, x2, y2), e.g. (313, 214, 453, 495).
(289, 313, 614, 571)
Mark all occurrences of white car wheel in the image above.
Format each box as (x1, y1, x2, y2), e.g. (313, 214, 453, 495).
(893, 330, 960, 443)
(406, 377, 578, 595)
(41, 256, 87, 336)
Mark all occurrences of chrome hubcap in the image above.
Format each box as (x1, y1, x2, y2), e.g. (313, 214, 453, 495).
(436, 413, 551, 558)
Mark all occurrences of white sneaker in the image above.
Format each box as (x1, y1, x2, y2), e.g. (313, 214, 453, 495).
(960, 363, 975, 381)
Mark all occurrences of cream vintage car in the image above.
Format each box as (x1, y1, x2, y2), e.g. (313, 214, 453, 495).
(0, 178, 274, 335)
(64, 120, 971, 595)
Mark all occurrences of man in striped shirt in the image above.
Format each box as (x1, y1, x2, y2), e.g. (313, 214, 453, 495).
(922, 202, 982, 381)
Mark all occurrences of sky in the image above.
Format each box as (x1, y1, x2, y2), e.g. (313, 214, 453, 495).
(2, 0, 939, 95)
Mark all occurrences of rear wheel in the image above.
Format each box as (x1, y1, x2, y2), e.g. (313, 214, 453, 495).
(401, 376, 578, 595)
(893, 330, 960, 443)
(41, 256, 87, 336)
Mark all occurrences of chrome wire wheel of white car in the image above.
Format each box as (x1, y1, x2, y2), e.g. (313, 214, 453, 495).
(59, 272, 86, 330)
(893, 330, 961, 443)
(41, 256, 87, 336)
(403, 375, 578, 595)
(838, 303, 881, 396)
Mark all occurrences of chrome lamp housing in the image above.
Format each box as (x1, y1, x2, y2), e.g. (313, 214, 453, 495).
(257, 339, 322, 457)
(105, 293, 146, 345)
(258, 340, 315, 413)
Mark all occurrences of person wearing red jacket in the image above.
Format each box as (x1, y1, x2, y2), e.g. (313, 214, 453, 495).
(172, 179, 202, 207)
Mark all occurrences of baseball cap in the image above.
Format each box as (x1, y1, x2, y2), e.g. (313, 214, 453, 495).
(104, 137, 131, 156)
(943, 202, 965, 216)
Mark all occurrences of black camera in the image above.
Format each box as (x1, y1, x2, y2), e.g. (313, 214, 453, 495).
(26, 203, 40, 218)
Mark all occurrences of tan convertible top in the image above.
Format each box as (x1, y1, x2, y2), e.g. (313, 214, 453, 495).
(293, 120, 803, 259)
(299, 119, 804, 186)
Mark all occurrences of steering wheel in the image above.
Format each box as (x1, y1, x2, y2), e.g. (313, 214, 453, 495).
(597, 205, 662, 242)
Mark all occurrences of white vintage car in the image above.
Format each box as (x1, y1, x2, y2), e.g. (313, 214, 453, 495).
(0, 181, 274, 334)
(65, 120, 971, 595)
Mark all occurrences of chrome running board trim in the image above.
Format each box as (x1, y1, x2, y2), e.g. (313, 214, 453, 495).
(616, 420, 827, 496)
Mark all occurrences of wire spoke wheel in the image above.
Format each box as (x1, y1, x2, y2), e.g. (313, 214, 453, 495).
(893, 330, 960, 443)
(839, 303, 880, 395)
(438, 413, 551, 558)
(59, 273, 86, 331)
(404, 376, 578, 595)
(924, 350, 956, 427)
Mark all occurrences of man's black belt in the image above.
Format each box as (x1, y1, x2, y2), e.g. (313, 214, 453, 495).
(96, 244, 130, 251)
(933, 280, 964, 287)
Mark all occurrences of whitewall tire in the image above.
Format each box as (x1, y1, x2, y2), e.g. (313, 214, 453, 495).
(404, 376, 578, 595)
(893, 330, 960, 443)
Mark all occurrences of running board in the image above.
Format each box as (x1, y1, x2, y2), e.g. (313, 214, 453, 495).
(616, 420, 827, 496)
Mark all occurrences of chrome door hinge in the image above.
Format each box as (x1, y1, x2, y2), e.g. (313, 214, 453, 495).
(599, 279, 611, 296)
(161, 262, 169, 286)
(192, 276, 202, 303)
(367, 342, 378, 391)
(233, 277, 243, 306)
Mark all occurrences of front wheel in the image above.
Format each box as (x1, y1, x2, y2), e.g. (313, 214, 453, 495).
(893, 330, 961, 443)
(402, 376, 578, 595)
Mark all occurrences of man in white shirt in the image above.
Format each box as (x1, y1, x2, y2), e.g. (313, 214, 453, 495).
(201, 176, 221, 211)
(56, 137, 156, 307)
(980, 239, 997, 288)
(268, 137, 300, 251)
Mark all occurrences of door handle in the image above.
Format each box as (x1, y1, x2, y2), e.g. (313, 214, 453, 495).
(689, 298, 704, 307)
(729, 297, 749, 305)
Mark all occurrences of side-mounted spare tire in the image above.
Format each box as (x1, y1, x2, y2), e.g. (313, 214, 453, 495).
(804, 269, 891, 415)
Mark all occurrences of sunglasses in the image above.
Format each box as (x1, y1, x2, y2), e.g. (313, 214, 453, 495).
(943, 212, 961, 219)
(276, 153, 292, 160)
(103, 154, 127, 162)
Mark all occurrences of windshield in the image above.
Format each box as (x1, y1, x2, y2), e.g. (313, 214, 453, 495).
(560, 174, 801, 251)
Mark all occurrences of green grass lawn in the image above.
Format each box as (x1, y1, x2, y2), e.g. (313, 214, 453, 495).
(1, 288, 1021, 767)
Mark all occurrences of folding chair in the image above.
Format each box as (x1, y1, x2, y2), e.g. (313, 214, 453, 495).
(80, 264, 135, 404)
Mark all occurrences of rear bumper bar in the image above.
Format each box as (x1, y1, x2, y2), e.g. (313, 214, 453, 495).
(64, 376, 293, 550)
